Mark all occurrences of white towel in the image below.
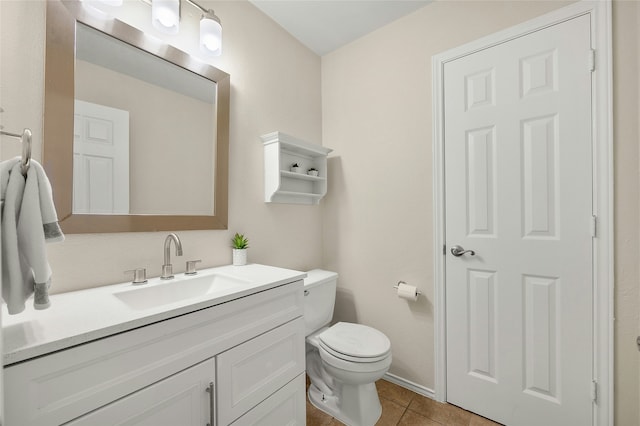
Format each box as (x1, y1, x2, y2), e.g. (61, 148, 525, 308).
(2, 160, 28, 314)
(31, 160, 64, 243)
(0, 157, 20, 205)
(1, 158, 64, 315)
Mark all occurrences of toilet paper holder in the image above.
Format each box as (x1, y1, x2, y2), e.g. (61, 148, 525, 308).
(392, 281, 422, 296)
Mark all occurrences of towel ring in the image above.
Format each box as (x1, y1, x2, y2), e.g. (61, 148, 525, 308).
(1, 106, 33, 176)
(1, 116, 32, 177)
(0, 128, 32, 176)
(20, 128, 32, 176)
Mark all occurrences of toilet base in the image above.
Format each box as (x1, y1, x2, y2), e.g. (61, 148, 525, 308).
(308, 382, 382, 426)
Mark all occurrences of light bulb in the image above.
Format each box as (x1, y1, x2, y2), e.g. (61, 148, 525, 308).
(200, 14, 222, 56)
(152, 0, 180, 35)
(157, 8, 178, 28)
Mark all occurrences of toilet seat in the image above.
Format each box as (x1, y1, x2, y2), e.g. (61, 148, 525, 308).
(319, 341, 390, 363)
(318, 344, 392, 374)
(318, 322, 391, 363)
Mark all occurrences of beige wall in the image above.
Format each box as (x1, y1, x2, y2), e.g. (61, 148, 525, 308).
(322, 0, 639, 423)
(0, 0, 45, 162)
(613, 1, 640, 424)
(0, 0, 324, 294)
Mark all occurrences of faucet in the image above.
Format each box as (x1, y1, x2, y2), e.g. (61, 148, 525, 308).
(161, 233, 183, 279)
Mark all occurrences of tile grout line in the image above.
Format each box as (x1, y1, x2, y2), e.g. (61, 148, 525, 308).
(396, 405, 408, 425)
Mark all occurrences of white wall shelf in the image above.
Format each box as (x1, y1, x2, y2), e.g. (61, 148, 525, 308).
(262, 131, 332, 205)
(280, 170, 326, 182)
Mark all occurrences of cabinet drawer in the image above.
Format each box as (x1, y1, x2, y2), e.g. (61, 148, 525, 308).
(217, 317, 305, 425)
(67, 358, 215, 426)
(5, 282, 302, 426)
(231, 374, 306, 426)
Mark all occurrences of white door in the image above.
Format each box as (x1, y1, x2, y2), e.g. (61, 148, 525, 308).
(444, 15, 593, 426)
(73, 100, 129, 214)
(66, 358, 215, 426)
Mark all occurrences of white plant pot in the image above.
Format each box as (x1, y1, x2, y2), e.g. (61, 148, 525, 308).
(233, 249, 247, 266)
(307, 170, 319, 177)
(290, 166, 301, 173)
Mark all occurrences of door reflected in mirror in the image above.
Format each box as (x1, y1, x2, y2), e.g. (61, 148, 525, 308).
(74, 23, 216, 216)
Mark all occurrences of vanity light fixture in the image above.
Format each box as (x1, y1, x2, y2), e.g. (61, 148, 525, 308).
(151, 0, 223, 56)
(87, 0, 223, 56)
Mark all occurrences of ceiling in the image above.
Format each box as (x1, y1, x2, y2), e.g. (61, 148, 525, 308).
(248, 0, 433, 56)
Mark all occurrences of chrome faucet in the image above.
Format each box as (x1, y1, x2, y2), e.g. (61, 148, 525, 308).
(161, 233, 183, 279)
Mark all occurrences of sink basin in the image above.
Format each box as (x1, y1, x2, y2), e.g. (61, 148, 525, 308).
(113, 273, 253, 311)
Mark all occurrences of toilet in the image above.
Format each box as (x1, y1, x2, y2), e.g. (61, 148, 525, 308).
(304, 269, 392, 426)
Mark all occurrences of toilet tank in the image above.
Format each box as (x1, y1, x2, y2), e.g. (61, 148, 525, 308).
(303, 269, 338, 336)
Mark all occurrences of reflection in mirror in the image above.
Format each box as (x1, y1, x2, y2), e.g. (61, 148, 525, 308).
(44, 0, 230, 233)
(74, 23, 215, 215)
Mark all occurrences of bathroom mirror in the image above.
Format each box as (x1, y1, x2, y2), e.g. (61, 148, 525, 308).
(43, 0, 230, 233)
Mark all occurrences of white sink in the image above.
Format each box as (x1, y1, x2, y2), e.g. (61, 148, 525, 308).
(113, 273, 253, 311)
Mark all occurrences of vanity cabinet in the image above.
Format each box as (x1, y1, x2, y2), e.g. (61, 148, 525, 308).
(4, 280, 305, 426)
(261, 131, 333, 205)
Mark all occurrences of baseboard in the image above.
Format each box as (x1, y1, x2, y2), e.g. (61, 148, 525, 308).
(382, 372, 435, 400)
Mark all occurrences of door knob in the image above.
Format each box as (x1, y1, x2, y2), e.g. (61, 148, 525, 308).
(451, 245, 475, 257)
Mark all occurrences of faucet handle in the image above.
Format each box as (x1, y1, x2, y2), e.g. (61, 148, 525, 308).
(124, 268, 148, 284)
(185, 259, 202, 275)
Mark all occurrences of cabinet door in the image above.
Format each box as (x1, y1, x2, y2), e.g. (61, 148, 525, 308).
(217, 317, 305, 425)
(67, 358, 215, 426)
(231, 374, 306, 426)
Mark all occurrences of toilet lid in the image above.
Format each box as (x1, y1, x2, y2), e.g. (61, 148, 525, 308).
(319, 341, 390, 363)
(318, 322, 391, 359)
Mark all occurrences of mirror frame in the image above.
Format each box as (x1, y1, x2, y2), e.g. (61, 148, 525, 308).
(44, 0, 230, 233)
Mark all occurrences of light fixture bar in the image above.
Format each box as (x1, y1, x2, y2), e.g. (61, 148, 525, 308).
(184, 0, 210, 15)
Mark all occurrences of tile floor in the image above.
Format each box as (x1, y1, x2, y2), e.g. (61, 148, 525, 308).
(306, 378, 503, 426)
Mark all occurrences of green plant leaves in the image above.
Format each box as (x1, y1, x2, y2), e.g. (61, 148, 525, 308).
(231, 232, 249, 249)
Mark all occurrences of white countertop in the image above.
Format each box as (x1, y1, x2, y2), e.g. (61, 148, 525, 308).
(2, 263, 305, 365)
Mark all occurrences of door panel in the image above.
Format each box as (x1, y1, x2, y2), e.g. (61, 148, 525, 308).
(467, 269, 497, 382)
(521, 115, 558, 238)
(522, 274, 559, 402)
(466, 126, 496, 237)
(73, 100, 129, 214)
(444, 14, 593, 426)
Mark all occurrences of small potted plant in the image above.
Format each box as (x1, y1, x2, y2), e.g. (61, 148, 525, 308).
(290, 163, 301, 173)
(231, 232, 249, 266)
(307, 167, 319, 177)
